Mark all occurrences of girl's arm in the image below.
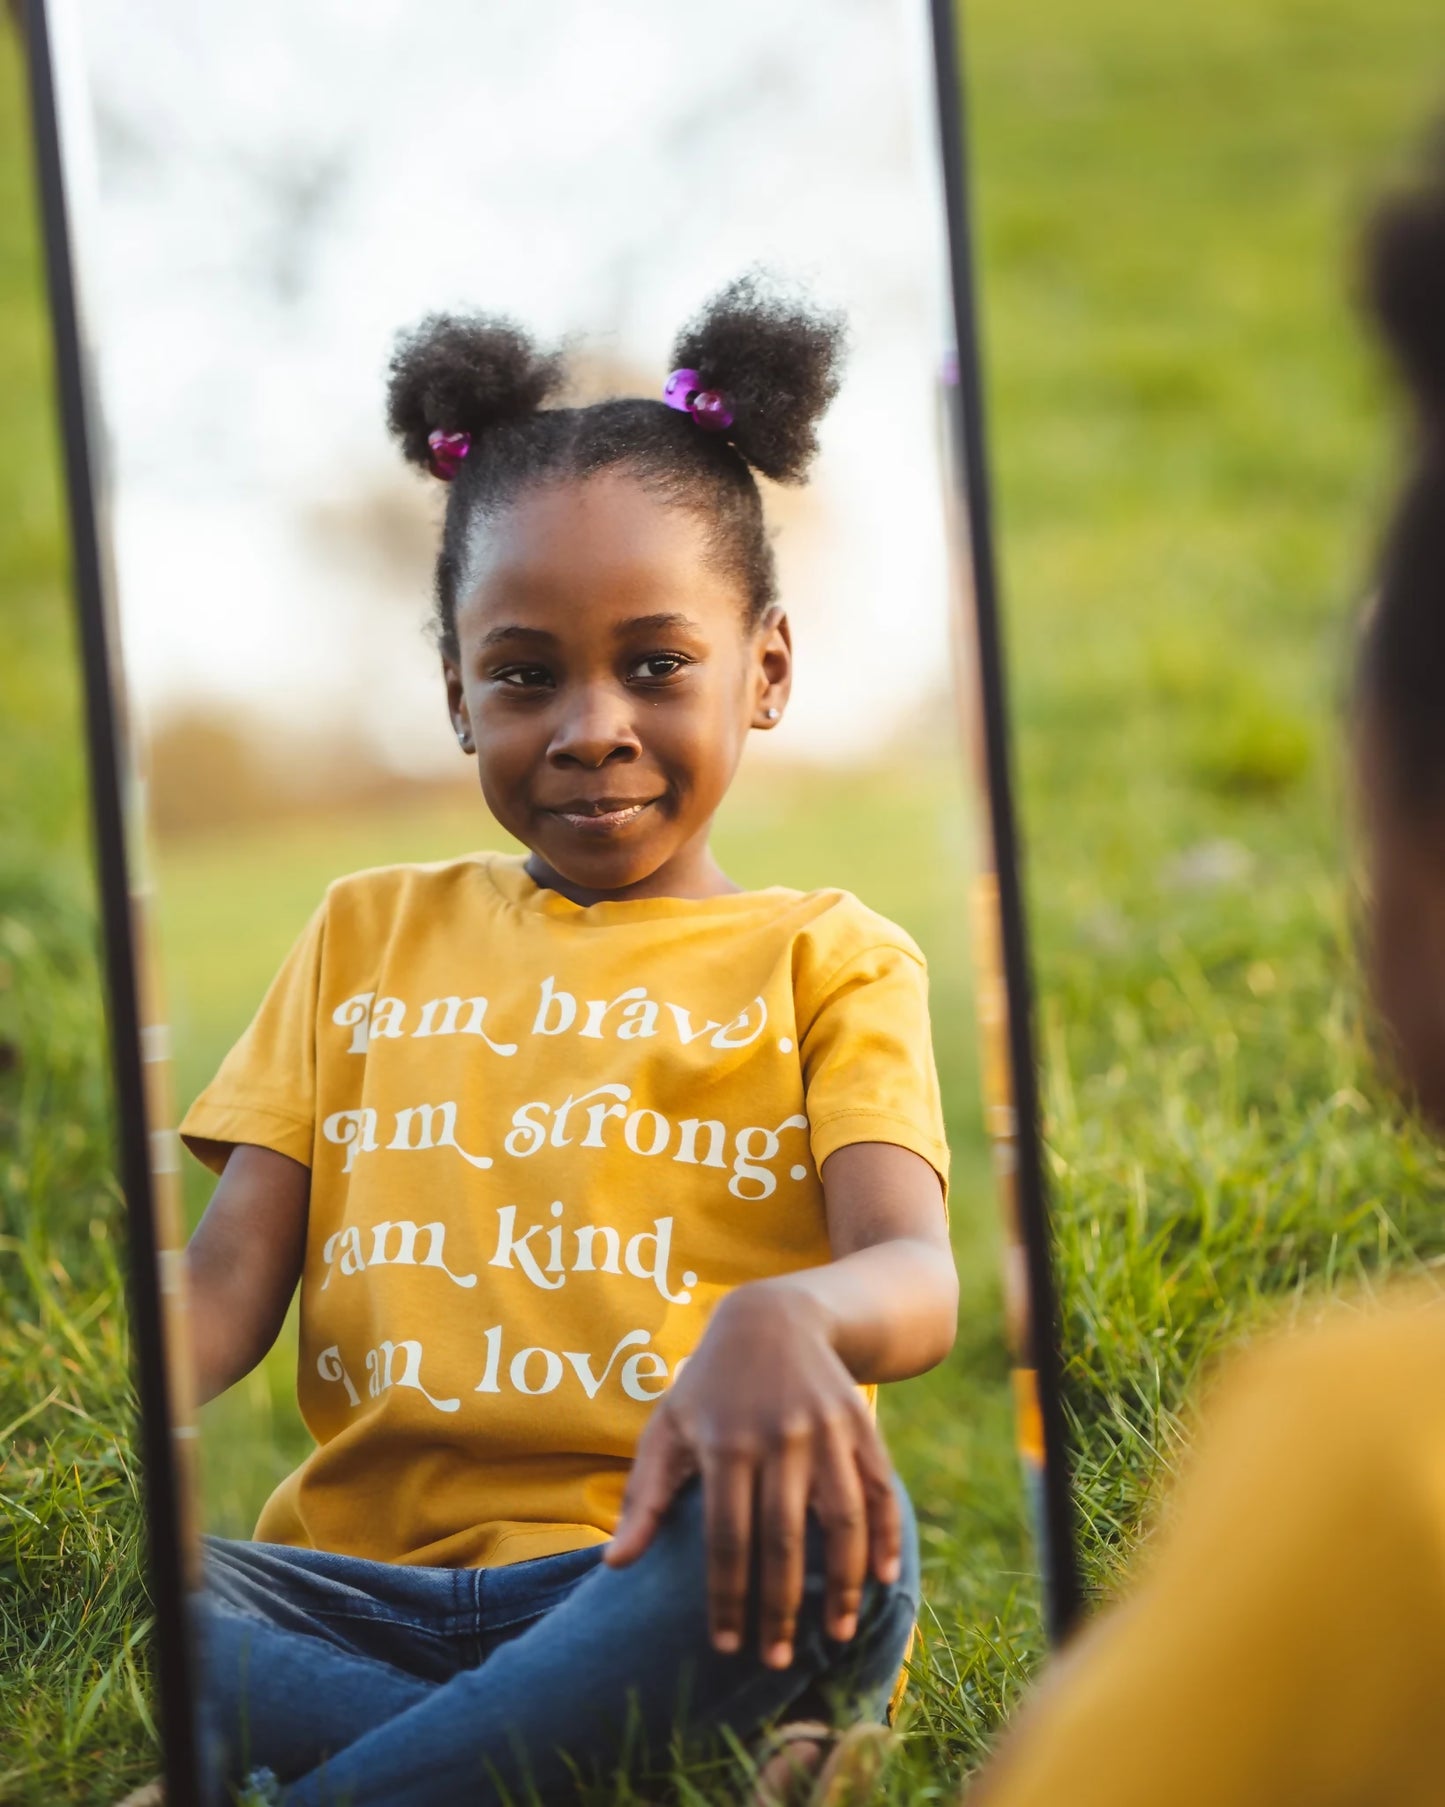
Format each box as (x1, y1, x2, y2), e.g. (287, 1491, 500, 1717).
(185, 1144, 310, 1406)
(605, 1141, 956, 1668)
(757, 1139, 958, 1378)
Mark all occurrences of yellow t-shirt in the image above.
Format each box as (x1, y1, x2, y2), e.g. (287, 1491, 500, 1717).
(979, 1299, 1445, 1807)
(179, 851, 950, 1569)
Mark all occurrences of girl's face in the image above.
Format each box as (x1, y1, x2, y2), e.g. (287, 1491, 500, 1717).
(443, 470, 790, 903)
(1358, 705, 1445, 1130)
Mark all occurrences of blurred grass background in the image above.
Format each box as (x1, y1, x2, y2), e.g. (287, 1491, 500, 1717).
(4, 0, 1445, 1800)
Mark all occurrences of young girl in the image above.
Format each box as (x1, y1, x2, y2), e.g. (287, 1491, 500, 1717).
(178, 275, 959, 1806)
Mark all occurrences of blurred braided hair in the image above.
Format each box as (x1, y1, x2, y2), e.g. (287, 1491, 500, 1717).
(385, 273, 848, 658)
(1359, 156, 1445, 813)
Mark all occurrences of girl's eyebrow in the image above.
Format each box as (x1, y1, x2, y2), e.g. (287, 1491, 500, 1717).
(480, 614, 698, 653)
(615, 613, 700, 637)
(479, 624, 555, 651)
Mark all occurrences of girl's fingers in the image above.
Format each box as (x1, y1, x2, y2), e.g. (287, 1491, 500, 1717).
(811, 1419, 869, 1642)
(853, 1412, 903, 1586)
(605, 1412, 684, 1567)
(702, 1449, 756, 1655)
(756, 1428, 812, 1668)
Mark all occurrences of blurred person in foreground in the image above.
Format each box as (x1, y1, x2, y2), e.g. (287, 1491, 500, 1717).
(973, 165, 1445, 1807)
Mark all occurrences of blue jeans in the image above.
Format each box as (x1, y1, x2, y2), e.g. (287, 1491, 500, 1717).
(197, 1476, 920, 1806)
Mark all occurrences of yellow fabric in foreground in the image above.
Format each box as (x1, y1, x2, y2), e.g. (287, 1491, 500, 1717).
(980, 1298, 1445, 1807)
(180, 852, 949, 1569)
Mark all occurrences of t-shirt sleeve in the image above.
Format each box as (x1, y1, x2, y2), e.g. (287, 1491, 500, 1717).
(177, 898, 326, 1175)
(799, 938, 951, 1202)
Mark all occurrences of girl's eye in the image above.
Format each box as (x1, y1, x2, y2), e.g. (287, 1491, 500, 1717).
(495, 664, 553, 689)
(630, 653, 690, 682)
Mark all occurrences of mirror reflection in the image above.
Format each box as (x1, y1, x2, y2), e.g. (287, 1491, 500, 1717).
(61, 1, 1034, 1798)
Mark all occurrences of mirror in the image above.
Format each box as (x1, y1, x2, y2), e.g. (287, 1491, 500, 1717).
(21, 0, 1072, 1797)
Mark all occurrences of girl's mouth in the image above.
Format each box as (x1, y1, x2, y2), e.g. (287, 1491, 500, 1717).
(549, 799, 659, 836)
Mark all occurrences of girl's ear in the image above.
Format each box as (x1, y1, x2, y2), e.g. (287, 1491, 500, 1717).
(444, 656, 475, 755)
(752, 608, 792, 731)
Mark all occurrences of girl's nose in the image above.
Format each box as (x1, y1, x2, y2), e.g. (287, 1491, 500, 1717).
(547, 691, 643, 768)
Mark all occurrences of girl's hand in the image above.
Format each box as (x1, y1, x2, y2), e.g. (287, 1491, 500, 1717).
(603, 1280, 903, 1669)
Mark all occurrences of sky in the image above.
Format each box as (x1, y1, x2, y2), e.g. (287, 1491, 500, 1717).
(63, 0, 963, 774)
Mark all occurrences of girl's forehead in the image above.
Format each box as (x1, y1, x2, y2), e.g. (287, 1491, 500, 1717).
(488, 470, 698, 555)
(459, 472, 746, 634)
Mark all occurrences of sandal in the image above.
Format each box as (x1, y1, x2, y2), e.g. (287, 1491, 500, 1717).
(750, 1718, 895, 1807)
(113, 1783, 164, 1807)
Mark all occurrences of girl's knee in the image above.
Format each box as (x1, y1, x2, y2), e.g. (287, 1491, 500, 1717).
(795, 1475, 918, 1707)
(653, 1471, 919, 1668)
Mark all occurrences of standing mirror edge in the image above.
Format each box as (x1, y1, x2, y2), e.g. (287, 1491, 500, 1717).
(20, 0, 206, 1800)
(929, 0, 1081, 1644)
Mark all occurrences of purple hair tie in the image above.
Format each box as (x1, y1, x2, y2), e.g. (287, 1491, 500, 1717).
(663, 368, 734, 432)
(427, 428, 471, 480)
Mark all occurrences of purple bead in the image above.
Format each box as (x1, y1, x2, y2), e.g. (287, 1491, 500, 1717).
(689, 389, 734, 431)
(663, 367, 734, 432)
(663, 368, 702, 412)
(427, 428, 471, 481)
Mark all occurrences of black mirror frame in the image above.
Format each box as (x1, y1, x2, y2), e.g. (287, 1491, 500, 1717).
(929, 0, 1081, 1642)
(21, 0, 207, 1799)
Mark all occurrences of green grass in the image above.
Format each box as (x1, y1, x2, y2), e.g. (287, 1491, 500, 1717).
(970, 0, 1445, 1605)
(5, 0, 1445, 1799)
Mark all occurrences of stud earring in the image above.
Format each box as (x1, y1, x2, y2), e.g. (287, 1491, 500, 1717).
(764, 706, 780, 721)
